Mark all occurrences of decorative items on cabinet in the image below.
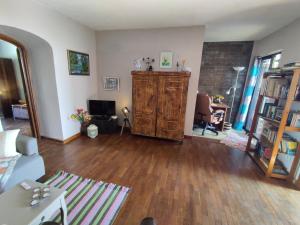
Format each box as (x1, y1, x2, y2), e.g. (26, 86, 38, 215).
(159, 51, 173, 69)
(142, 57, 155, 71)
(131, 71, 190, 141)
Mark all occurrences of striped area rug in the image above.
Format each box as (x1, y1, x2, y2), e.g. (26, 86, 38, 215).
(45, 171, 130, 225)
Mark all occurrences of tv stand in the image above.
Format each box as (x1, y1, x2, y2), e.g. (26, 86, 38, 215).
(93, 115, 110, 120)
(90, 115, 118, 133)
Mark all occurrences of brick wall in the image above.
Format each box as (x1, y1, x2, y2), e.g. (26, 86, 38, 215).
(198, 41, 254, 123)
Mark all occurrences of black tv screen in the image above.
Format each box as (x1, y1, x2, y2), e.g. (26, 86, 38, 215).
(88, 100, 115, 116)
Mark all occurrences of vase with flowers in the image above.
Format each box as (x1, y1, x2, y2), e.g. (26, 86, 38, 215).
(70, 108, 92, 135)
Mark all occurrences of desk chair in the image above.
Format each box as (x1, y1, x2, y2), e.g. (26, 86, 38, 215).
(194, 94, 225, 136)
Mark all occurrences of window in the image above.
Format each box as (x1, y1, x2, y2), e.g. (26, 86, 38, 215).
(271, 53, 282, 69)
(261, 52, 282, 71)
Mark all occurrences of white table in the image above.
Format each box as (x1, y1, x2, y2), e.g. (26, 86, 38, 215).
(0, 180, 68, 225)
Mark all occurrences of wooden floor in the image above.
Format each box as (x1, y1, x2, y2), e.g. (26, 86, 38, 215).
(39, 133, 300, 225)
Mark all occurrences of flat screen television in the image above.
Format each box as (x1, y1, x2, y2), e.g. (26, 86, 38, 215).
(88, 100, 116, 116)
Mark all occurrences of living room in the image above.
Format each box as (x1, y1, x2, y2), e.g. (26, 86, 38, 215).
(1, 0, 300, 225)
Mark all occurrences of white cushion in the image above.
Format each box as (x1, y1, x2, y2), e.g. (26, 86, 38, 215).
(0, 129, 20, 157)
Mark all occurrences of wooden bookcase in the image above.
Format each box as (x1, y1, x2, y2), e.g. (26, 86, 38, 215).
(246, 68, 300, 180)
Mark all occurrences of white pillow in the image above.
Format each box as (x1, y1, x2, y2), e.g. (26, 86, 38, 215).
(0, 120, 3, 132)
(0, 129, 20, 157)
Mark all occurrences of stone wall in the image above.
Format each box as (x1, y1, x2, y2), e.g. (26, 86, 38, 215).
(198, 41, 254, 123)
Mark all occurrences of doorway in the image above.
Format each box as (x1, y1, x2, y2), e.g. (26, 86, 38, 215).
(0, 34, 40, 138)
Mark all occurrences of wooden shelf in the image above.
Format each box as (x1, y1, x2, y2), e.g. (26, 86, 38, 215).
(271, 173, 289, 179)
(256, 117, 300, 132)
(260, 94, 281, 100)
(246, 69, 300, 181)
(257, 115, 280, 124)
(247, 152, 268, 173)
(285, 126, 300, 132)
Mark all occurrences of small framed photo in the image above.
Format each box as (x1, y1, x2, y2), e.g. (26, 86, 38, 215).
(160, 51, 173, 69)
(103, 77, 120, 91)
(67, 50, 90, 75)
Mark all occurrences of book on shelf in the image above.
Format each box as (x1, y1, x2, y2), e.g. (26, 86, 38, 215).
(284, 62, 300, 67)
(288, 112, 300, 127)
(261, 123, 278, 144)
(260, 77, 288, 98)
(259, 97, 275, 114)
(255, 117, 267, 139)
(259, 99, 300, 126)
(279, 134, 298, 155)
(294, 85, 300, 100)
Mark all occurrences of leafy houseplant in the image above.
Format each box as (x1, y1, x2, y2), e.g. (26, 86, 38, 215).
(70, 108, 92, 134)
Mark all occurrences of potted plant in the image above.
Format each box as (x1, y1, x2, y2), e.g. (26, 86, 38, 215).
(70, 108, 92, 135)
(213, 95, 224, 103)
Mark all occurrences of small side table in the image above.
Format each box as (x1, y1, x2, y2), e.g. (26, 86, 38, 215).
(0, 180, 68, 225)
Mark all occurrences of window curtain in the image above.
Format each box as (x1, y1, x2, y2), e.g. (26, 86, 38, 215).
(245, 59, 270, 131)
(233, 57, 262, 130)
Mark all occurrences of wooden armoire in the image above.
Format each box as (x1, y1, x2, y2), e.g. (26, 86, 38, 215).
(131, 71, 190, 141)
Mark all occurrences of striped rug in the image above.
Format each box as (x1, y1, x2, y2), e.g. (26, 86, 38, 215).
(45, 171, 131, 225)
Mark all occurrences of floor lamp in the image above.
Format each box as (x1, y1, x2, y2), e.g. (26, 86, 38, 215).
(120, 107, 131, 136)
(225, 67, 245, 128)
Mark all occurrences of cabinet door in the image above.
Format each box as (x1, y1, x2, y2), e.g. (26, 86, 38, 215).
(132, 76, 158, 136)
(156, 76, 189, 141)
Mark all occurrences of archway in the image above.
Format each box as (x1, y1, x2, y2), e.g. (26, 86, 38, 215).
(0, 25, 62, 140)
(0, 33, 39, 138)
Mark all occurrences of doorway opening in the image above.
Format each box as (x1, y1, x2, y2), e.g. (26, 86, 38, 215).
(0, 33, 39, 138)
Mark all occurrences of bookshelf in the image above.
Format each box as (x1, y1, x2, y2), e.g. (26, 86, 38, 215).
(246, 68, 300, 180)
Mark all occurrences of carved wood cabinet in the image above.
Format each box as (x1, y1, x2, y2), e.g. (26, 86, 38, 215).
(131, 71, 190, 141)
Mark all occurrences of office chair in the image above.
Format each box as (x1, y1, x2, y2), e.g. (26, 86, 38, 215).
(194, 93, 224, 136)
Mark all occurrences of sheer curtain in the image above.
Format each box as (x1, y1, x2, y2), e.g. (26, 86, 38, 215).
(244, 59, 271, 131)
(233, 57, 262, 130)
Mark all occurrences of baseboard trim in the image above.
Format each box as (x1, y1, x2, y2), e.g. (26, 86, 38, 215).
(63, 133, 81, 144)
(41, 136, 63, 143)
(41, 132, 81, 144)
(184, 135, 193, 139)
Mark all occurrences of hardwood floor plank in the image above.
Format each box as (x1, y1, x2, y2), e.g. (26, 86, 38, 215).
(39, 134, 300, 225)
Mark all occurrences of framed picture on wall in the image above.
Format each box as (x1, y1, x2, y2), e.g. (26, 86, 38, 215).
(67, 50, 90, 75)
(160, 51, 173, 69)
(103, 77, 120, 91)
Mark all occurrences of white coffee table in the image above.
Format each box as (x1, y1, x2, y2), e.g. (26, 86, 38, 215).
(0, 180, 68, 225)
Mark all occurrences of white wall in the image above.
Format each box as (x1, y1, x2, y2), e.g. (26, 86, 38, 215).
(0, 0, 98, 140)
(0, 40, 25, 100)
(252, 18, 300, 142)
(253, 18, 300, 65)
(96, 26, 205, 136)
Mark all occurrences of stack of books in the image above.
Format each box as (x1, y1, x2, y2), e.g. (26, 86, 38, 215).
(260, 78, 288, 98)
(279, 134, 298, 155)
(260, 102, 283, 121)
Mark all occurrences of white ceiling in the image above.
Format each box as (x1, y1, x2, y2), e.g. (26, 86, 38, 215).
(34, 0, 300, 41)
